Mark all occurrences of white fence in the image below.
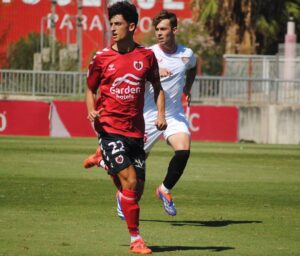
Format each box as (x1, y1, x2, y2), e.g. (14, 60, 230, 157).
(191, 76, 300, 104)
(0, 70, 86, 96)
(223, 54, 300, 80)
(1, 69, 300, 104)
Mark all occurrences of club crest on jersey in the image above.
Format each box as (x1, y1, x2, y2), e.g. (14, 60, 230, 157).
(133, 61, 143, 71)
(115, 155, 124, 164)
(181, 57, 189, 64)
(107, 64, 115, 71)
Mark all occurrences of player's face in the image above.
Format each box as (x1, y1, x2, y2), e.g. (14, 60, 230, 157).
(110, 15, 135, 43)
(155, 19, 176, 47)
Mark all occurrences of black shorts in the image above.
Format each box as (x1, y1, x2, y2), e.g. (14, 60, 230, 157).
(99, 132, 146, 181)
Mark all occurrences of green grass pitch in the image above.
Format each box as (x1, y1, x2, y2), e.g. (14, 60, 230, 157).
(0, 136, 299, 256)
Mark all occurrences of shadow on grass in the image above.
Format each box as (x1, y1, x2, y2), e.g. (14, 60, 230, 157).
(140, 219, 262, 227)
(149, 245, 235, 253)
(121, 244, 234, 253)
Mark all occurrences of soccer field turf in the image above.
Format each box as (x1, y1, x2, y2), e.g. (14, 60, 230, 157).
(0, 136, 299, 256)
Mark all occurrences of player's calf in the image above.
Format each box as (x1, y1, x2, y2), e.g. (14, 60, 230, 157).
(163, 150, 190, 189)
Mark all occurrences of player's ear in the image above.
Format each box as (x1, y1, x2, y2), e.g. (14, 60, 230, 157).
(129, 22, 136, 32)
(172, 26, 178, 35)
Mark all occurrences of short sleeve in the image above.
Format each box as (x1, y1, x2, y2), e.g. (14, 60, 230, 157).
(186, 49, 197, 70)
(146, 51, 160, 85)
(87, 55, 102, 93)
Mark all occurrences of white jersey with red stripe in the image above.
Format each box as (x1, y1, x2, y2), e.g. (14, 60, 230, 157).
(143, 44, 196, 152)
(144, 44, 197, 118)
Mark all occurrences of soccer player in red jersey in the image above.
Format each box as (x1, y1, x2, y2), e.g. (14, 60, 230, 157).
(85, 1, 167, 254)
(84, 10, 197, 219)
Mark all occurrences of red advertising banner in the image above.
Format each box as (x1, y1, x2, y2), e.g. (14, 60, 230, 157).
(0, 0, 192, 68)
(0, 100, 50, 136)
(0, 100, 238, 142)
(51, 100, 95, 137)
(51, 101, 238, 142)
(187, 105, 238, 142)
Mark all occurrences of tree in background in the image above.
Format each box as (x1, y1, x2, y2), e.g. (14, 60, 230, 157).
(190, 0, 256, 54)
(7, 32, 78, 71)
(190, 0, 300, 55)
(8, 32, 51, 70)
(254, 0, 300, 54)
(176, 19, 222, 75)
(140, 19, 220, 75)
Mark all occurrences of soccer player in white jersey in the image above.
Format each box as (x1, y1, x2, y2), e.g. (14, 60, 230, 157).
(144, 10, 197, 216)
(84, 10, 197, 217)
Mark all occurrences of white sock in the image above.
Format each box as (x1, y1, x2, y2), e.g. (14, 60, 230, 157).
(131, 235, 141, 243)
(160, 183, 170, 194)
(99, 160, 106, 168)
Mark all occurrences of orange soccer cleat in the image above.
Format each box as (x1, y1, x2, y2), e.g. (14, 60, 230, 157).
(129, 238, 152, 254)
(83, 147, 102, 169)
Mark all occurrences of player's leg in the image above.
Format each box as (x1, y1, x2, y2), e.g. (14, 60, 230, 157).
(84, 146, 122, 193)
(117, 165, 139, 235)
(164, 132, 190, 189)
(118, 135, 147, 219)
(116, 176, 144, 220)
(117, 161, 151, 252)
(124, 115, 162, 201)
(156, 114, 190, 216)
(83, 135, 122, 191)
(83, 135, 108, 170)
(83, 146, 108, 169)
(115, 166, 151, 254)
(116, 116, 162, 221)
(101, 133, 151, 254)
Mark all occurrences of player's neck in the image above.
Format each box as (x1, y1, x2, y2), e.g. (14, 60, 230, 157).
(112, 41, 136, 54)
(159, 43, 177, 54)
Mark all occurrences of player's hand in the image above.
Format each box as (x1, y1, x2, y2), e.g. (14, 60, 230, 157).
(159, 68, 172, 77)
(87, 108, 103, 122)
(183, 86, 191, 106)
(155, 116, 167, 131)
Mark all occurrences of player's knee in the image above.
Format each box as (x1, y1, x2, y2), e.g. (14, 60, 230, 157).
(121, 177, 137, 190)
(175, 150, 190, 162)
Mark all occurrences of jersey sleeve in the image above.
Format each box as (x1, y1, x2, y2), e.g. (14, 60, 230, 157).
(186, 49, 197, 70)
(146, 51, 160, 85)
(87, 54, 102, 93)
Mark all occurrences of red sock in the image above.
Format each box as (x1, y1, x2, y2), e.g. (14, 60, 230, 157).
(120, 189, 140, 236)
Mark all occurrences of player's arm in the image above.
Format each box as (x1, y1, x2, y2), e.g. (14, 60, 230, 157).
(85, 56, 103, 122)
(152, 80, 167, 131)
(183, 59, 197, 106)
(148, 52, 167, 130)
(85, 88, 101, 122)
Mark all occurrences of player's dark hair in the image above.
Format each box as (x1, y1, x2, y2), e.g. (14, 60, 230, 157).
(152, 10, 177, 28)
(108, 1, 138, 27)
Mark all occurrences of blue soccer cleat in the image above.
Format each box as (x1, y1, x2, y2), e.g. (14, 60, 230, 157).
(156, 186, 177, 216)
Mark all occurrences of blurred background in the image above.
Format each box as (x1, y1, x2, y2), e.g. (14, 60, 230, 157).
(0, 0, 299, 144)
